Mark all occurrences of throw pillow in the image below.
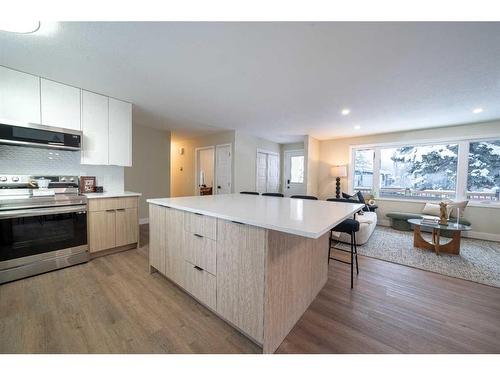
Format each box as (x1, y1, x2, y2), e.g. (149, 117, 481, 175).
(356, 191, 366, 204)
(342, 192, 356, 200)
(422, 203, 441, 217)
(447, 200, 469, 218)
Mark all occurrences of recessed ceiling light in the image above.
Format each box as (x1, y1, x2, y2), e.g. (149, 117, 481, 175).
(0, 21, 40, 34)
(472, 108, 483, 114)
(341, 108, 351, 116)
(354, 125, 361, 130)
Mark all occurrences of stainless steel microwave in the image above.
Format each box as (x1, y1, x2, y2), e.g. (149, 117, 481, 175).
(0, 121, 81, 151)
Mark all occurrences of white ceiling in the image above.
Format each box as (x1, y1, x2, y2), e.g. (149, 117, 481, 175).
(1, 22, 500, 142)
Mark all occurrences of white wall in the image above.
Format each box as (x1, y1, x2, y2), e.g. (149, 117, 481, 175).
(124, 124, 171, 221)
(305, 135, 320, 197)
(233, 131, 281, 193)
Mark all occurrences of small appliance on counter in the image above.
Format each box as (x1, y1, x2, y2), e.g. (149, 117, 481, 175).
(0, 174, 88, 284)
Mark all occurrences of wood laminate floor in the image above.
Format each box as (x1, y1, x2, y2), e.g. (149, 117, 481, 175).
(1, 225, 499, 353)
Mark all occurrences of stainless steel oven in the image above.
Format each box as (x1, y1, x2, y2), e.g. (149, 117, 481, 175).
(0, 175, 89, 284)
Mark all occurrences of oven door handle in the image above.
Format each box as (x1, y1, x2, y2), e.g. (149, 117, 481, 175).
(0, 205, 87, 219)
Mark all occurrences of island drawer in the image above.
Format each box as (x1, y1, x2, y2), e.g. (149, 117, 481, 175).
(183, 260, 216, 310)
(183, 232, 216, 275)
(184, 212, 217, 240)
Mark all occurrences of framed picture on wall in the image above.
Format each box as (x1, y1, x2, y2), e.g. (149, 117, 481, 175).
(79, 176, 96, 193)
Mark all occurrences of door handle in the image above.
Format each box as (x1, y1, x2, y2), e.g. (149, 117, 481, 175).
(194, 233, 203, 238)
(194, 265, 204, 271)
(217, 186, 221, 189)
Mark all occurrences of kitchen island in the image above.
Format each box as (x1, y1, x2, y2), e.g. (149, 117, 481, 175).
(147, 194, 363, 353)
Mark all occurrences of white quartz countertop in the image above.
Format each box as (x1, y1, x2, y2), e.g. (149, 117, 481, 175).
(84, 191, 142, 199)
(147, 194, 364, 239)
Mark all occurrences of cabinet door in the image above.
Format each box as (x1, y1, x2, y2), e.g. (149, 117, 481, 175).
(216, 220, 266, 343)
(81, 90, 109, 165)
(0, 66, 40, 124)
(149, 204, 167, 274)
(89, 210, 116, 252)
(40, 78, 81, 130)
(108, 98, 132, 166)
(115, 208, 138, 247)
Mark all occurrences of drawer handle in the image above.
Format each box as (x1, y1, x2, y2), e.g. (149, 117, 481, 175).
(194, 265, 204, 271)
(106, 209, 115, 212)
(194, 213, 203, 216)
(116, 208, 126, 211)
(194, 233, 203, 238)
(232, 220, 245, 225)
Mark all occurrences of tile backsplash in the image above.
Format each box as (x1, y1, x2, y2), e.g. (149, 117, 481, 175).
(0, 144, 124, 191)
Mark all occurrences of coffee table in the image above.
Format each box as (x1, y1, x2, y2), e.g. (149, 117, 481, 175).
(407, 218, 471, 255)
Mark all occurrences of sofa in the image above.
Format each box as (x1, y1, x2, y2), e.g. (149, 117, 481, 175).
(328, 197, 377, 245)
(332, 211, 378, 245)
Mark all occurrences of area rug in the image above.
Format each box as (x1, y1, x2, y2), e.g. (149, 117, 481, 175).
(336, 226, 500, 288)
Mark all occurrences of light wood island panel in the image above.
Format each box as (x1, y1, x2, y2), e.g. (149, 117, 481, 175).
(148, 203, 330, 353)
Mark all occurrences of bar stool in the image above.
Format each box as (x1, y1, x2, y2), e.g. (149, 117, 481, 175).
(328, 218, 360, 288)
(240, 191, 259, 195)
(262, 193, 284, 197)
(290, 195, 318, 200)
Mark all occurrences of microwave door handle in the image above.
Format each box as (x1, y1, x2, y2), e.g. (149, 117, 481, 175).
(0, 205, 87, 219)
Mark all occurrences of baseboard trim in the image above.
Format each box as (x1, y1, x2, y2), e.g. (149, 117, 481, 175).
(139, 218, 149, 225)
(376, 221, 500, 242)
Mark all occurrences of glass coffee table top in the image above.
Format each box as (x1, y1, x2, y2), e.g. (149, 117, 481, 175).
(408, 218, 471, 231)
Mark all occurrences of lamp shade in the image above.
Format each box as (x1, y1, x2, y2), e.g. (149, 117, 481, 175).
(330, 165, 347, 177)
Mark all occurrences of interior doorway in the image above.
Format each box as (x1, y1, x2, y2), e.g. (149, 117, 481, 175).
(256, 149, 280, 193)
(195, 146, 215, 195)
(283, 149, 306, 196)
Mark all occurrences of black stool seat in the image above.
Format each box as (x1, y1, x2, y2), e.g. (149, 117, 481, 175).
(262, 193, 284, 197)
(290, 195, 318, 200)
(240, 191, 259, 195)
(332, 219, 360, 234)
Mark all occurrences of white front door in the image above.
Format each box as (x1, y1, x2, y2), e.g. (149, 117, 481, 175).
(215, 144, 232, 194)
(284, 149, 306, 196)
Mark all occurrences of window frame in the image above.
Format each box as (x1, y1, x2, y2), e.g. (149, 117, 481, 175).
(348, 133, 500, 207)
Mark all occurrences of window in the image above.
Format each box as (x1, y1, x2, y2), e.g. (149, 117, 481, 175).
(379, 144, 458, 200)
(353, 149, 374, 193)
(467, 140, 500, 201)
(290, 155, 304, 183)
(350, 137, 500, 204)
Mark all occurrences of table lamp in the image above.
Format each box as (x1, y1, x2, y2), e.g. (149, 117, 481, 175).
(330, 165, 347, 199)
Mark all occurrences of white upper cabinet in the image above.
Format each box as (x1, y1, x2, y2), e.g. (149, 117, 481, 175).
(0, 66, 41, 124)
(40, 79, 81, 131)
(81, 90, 109, 165)
(108, 98, 132, 167)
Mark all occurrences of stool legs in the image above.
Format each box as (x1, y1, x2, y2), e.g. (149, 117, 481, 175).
(329, 229, 359, 289)
(354, 232, 359, 275)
